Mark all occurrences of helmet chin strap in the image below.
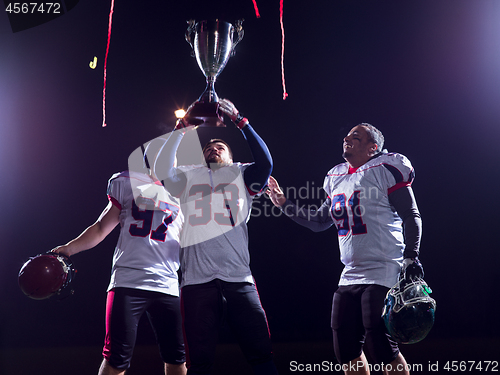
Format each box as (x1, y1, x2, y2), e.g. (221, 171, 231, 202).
(51, 251, 77, 292)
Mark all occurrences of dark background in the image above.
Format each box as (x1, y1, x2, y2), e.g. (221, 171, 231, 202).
(1, 1, 499, 374)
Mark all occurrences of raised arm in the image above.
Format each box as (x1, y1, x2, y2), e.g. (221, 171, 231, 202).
(152, 103, 202, 195)
(219, 99, 272, 193)
(267, 176, 334, 232)
(51, 201, 120, 257)
(153, 130, 187, 196)
(241, 125, 273, 192)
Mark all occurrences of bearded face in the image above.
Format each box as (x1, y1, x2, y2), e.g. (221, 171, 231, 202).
(203, 142, 233, 166)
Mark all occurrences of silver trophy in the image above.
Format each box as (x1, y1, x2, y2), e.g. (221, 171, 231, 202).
(185, 19, 244, 127)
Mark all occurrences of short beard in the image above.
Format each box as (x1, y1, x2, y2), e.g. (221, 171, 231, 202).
(206, 155, 230, 169)
(206, 155, 219, 164)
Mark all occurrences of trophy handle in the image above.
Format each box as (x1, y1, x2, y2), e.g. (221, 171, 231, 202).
(231, 19, 244, 56)
(185, 19, 196, 57)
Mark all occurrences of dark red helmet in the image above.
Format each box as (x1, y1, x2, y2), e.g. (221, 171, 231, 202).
(18, 253, 76, 300)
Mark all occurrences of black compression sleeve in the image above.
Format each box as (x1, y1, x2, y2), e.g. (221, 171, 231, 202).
(389, 186, 422, 259)
(280, 198, 334, 232)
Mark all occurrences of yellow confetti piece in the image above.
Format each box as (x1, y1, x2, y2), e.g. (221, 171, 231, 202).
(89, 56, 97, 69)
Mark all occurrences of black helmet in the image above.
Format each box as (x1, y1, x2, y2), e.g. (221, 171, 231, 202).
(382, 278, 436, 344)
(18, 253, 76, 300)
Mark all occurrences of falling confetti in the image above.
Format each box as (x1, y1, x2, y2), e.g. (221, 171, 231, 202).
(280, 0, 288, 100)
(251, 0, 260, 18)
(102, 0, 115, 127)
(89, 56, 97, 69)
(100, 0, 288, 127)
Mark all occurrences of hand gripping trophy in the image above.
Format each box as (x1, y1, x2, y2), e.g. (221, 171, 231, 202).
(185, 19, 244, 127)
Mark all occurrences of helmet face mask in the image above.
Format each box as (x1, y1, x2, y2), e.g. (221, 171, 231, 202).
(382, 278, 436, 344)
(18, 253, 76, 300)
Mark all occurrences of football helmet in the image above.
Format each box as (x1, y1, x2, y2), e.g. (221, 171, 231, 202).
(18, 252, 76, 300)
(382, 277, 436, 344)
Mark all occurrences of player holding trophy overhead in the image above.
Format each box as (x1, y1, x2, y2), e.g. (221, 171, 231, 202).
(153, 98, 278, 375)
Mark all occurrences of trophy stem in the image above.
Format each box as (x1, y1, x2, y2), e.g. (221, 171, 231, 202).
(198, 78, 219, 103)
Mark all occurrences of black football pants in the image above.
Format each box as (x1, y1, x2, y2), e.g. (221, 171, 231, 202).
(181, 279, 278, 375)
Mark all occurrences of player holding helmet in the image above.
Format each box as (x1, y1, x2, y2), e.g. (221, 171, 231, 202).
(52, 171, 186, 375)
(267, 123, 425, 375)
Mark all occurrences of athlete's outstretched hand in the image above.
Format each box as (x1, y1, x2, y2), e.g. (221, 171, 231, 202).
(219, 99, 248, 129)
(266, 176, 286, 207)
(174, 101, 203, 131)
(51, 245, 71, 257)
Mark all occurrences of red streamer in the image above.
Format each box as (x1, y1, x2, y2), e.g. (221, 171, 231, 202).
(102, 0, 115, 127)
(252, 0, 261, 18)
(280, 0, 288, 100)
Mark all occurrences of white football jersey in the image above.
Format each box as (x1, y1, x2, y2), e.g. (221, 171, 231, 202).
(323, 153, 415, 288)
(106, 171, 183, 296)
(176, 163, 254, 247)
(175, 163, 257, 287)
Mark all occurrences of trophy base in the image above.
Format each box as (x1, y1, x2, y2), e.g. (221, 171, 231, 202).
(189, 102, 226, 127)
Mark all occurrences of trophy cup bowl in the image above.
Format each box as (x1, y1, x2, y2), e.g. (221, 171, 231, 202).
(185, 19, 243, 127)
